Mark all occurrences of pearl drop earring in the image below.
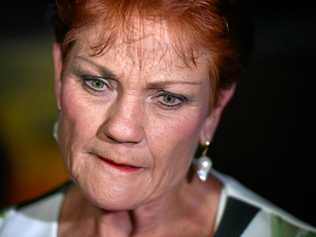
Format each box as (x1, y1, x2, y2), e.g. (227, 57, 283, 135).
(196, 141, 212, 182)
(53, 121, 59, 142)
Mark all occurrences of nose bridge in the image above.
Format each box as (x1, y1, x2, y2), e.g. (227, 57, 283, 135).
(115, 93, 143, 123)
(102, 92, 144, 144)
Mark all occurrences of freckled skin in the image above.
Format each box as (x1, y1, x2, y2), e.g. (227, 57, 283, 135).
(53, 20, 233, 236)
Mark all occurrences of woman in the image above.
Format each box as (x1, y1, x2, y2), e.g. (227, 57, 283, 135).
(0, 0, 315, 236)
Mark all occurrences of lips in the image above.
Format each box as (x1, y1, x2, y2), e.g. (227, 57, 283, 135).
(95, 154, 143, 173)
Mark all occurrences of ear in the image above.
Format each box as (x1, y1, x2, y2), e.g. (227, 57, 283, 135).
(199, 83, 236, 143)
(52, 42, 63, 110)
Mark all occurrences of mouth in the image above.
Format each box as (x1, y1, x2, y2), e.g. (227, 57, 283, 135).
(95, 154, 143, 173)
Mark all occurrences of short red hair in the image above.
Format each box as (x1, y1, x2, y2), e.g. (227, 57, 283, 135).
(53, 0, 252, 105)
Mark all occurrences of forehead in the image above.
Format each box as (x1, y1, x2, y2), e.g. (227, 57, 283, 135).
(70, 19, 211, 81)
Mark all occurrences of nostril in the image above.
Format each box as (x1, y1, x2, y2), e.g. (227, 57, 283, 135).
(105, 133, 140, 144)
(103, 133, 143, 146)
(98, 97, 145, 144)
(100, 117, 144, 145)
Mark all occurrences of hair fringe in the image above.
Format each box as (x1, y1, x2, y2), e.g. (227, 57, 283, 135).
(53, 0, 251, 106)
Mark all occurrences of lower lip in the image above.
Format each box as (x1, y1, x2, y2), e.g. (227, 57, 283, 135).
(97, 156, 142, 173)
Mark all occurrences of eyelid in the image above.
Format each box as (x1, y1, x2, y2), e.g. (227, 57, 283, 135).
(72, 64, 116, 85)
(157, 90, 188, 101)
(82, 75, 108, 82)
(155, 90, 188, 109)
(81, 75, 112, 92)
(74, 57, 117, 80)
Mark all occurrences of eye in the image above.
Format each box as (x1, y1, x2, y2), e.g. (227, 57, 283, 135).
(156, 91, 188, 109)
(81, 75, 110, 92)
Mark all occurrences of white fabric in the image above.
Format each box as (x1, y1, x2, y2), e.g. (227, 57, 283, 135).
(241, 211, 272, 237)
(214, 186, 228, 230)
(211, 169, 316, 233)
(0, 192, 63, 237)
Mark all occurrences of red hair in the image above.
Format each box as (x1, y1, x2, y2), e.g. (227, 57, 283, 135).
(53, 0, 251, 105)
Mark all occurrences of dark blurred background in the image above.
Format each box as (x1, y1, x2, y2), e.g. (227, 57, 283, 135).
(0, 0, 315, 226)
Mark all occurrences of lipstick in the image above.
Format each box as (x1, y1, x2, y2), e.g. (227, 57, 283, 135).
(96, 155, 142, 173)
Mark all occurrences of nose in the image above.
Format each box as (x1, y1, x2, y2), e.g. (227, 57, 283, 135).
(100, 95, 144, 145)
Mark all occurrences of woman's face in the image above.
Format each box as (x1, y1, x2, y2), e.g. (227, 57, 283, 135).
(53, 21, 220, 210)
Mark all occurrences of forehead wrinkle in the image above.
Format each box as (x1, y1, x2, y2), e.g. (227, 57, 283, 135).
(76, 20, 209, 88)
(122, 19, 175, 72)
(108, 17, 195, 71)
(101, 40, 180, 87)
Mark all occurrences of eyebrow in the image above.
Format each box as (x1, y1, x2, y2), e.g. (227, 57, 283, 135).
(74, 56, 117, 79)
(146, 80, 202, 89)
(74, 56, 203, 87)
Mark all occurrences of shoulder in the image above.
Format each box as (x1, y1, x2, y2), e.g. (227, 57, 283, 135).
(212, 169, 316, 237)
(0, 181, 71, 237)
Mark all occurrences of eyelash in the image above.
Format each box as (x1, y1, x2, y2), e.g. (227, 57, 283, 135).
(80, 75, 111, 93)
(155, 90, 188, 109)
(79, 75, 188, 109)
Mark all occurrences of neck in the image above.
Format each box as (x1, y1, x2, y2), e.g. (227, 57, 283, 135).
(59, 175, 222, 237)
(128, 180, 190, 236)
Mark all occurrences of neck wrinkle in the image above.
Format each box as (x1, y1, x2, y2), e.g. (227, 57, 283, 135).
(61, 174, 221, 237)
(125, 178, 192, 237)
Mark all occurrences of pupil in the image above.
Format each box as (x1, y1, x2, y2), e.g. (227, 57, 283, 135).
(165, 95, 174, 103)
(95, 81, 102, 87)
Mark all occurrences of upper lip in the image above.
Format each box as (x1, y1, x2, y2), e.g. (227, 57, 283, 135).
(94, 153, 144, 168)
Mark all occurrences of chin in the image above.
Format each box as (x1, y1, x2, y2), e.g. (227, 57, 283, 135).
(66, 151, 154, 211)
(79, 181, 146, 211)
(70, 169, 148, 211)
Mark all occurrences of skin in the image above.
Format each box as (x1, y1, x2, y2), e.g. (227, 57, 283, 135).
(52, 20, 236, 237)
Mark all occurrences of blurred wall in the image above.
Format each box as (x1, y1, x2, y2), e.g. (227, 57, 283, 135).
(0, 2, 68, 207)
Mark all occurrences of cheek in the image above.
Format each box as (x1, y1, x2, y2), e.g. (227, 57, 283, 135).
(60, 79, 106, 137)
(147, 108, 206, 185)
(58, 81, 104, 170)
